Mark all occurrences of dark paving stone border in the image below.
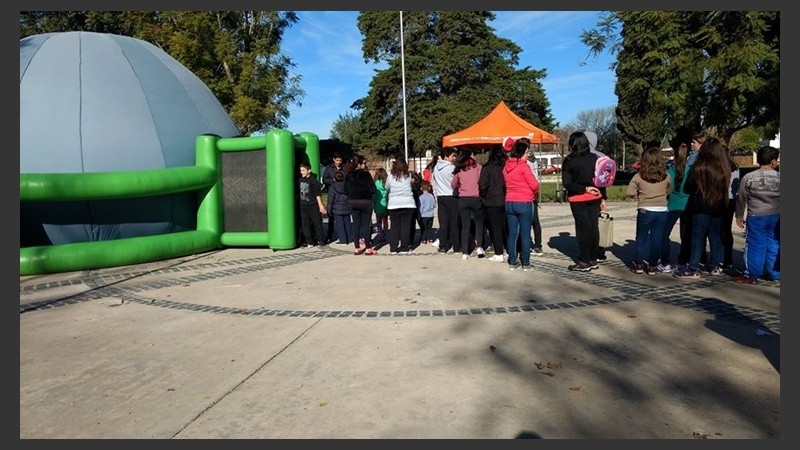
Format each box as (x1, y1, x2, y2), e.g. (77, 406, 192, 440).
(20, 248, 780, 335)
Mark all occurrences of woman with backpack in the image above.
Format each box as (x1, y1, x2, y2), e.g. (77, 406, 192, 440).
(561, 131, 603, 272)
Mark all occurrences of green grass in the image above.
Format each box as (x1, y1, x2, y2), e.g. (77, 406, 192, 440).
(536, 183, 632, 203)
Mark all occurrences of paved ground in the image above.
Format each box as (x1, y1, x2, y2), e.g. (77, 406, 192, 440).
(19, 202, 780, 439)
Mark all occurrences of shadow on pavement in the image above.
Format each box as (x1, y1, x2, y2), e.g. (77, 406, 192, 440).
(697, 297, 780, 373)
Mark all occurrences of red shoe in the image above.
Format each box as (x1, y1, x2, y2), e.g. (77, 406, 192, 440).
(732, 275, 758, 284)
(353, 247, 366, 255)
(365, 248, 378, 255)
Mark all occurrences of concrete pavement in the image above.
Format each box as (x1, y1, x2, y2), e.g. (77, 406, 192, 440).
(19, 202, 780, 438)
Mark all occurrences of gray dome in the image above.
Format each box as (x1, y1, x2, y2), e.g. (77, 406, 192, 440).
(20, 31, 240, 245)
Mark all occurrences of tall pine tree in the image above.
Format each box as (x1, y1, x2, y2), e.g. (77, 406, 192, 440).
(355, 11, 556, 157)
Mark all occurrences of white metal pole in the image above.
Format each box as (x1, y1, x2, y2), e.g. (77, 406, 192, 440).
(400, 11, 409, 163)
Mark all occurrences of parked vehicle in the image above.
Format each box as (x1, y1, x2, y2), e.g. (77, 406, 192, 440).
(541, 165, 561, 175)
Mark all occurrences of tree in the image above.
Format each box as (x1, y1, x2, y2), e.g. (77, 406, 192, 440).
(571, 106, 627, 164)
(729, 126, 764, 154)
(330, 110, 364, 150)
(19, 11, 304, 135)
(355, 11, 556, 157)
(582, 11, 779, 146)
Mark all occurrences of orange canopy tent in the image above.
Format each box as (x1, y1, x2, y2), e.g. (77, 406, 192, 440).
(442, 101, 558, 147)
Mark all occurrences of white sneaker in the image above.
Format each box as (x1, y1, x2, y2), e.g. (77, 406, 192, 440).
(430, 239, 439, 248)
(476, 247, 486, 258)
(487, 255, 504, 262)
(461, 253, 469, 261)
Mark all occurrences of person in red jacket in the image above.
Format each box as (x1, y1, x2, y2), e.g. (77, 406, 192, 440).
(502, 139, 540, 271)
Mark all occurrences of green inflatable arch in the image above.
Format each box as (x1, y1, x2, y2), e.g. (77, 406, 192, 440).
(20, 129, 320, 276)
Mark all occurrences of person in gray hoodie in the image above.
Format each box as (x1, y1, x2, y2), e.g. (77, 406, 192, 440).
(432, 147, 460, 254)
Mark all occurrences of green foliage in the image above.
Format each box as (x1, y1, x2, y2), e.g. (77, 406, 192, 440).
(330, 110, 364, 150)
(355, 11, 556, 157)
(729, 126, 764, 153)
(19, 11, 304, 135)
(583, 11, 779, 146)
(537, 183, 631, 203)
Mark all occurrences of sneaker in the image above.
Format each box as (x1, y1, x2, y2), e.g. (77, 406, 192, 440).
(431, 239, 440, 248)
(708, 267, 723, 276)
(437, 247, 449, 254)
(365, 248, 378, 255)
(596, 253, 608, 261)
(399, 251, 410, 255)
(476, 247, 486, 258)
(522, 265, 531, 272)
(673, 268, 700, 279)
(461, 253, 470, 261)
(629, 262, 644, 274)
(732, 275, 758, 284)
(656, 263, 673, 273)
(317, 244, 327, 249)
(305, 244, 314, 248)
(487, 255, 505, 262)
(390, 251, 400, 255)
(568, 261, 593, 272)
(509, 262, 522, 271)
(353, 248, 366, 255)
(588, 261, 599, 270)
(531, 247, 544, 256)
(644, 266, 659, 276)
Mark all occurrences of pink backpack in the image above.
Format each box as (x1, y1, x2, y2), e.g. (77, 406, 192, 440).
(593, 154, 617, 187)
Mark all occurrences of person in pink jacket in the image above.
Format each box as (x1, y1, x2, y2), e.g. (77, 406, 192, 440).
(450, 148, 484, 260)
(502, 139, 540, 271)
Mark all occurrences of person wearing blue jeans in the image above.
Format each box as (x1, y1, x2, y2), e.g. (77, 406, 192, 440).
(733, 145, 780, 283)
(505, 201, 533, 269)
(673, 137, 731, 279)
(634, 209, 668, 273)
(626, 146, 672, 275)
(687, 214, 723, 275)
(502, 139, 539, 271)
(740, 214, 780, 281)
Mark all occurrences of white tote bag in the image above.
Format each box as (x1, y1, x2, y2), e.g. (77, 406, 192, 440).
(598, 212, 614, 248)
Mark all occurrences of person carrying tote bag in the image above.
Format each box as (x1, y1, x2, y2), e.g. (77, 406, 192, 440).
(561, 131, 603, 271)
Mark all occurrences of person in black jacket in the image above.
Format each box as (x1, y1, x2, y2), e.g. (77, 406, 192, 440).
(561, 131, 603, 271)
(344, 154, 376, 255)
(322, 152, 344, 243)
(478, 145, 508, 262)
(673, 137, 731, 279)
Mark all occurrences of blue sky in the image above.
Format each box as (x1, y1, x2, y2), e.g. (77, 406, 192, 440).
(282, 11, 617, 139)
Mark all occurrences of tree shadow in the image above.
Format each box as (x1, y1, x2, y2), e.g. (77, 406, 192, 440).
(696, 297, 780, 373)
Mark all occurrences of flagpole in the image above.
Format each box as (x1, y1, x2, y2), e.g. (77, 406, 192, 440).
(400, 11, 409, 163)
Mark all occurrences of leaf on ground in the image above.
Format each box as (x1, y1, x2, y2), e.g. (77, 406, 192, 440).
(535, 361, 562, 370)
(489, 345, 497, 352)
(569, 385, 582, 391)
(319, 401, 329, 407)
(627, 314, 636, 318)
(692, 431, 709, 439)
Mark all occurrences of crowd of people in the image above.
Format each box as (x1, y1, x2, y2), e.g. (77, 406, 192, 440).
(299, 130, 779, 284)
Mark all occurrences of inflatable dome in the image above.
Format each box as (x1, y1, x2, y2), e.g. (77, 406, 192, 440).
(20, 31, 240, 245)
